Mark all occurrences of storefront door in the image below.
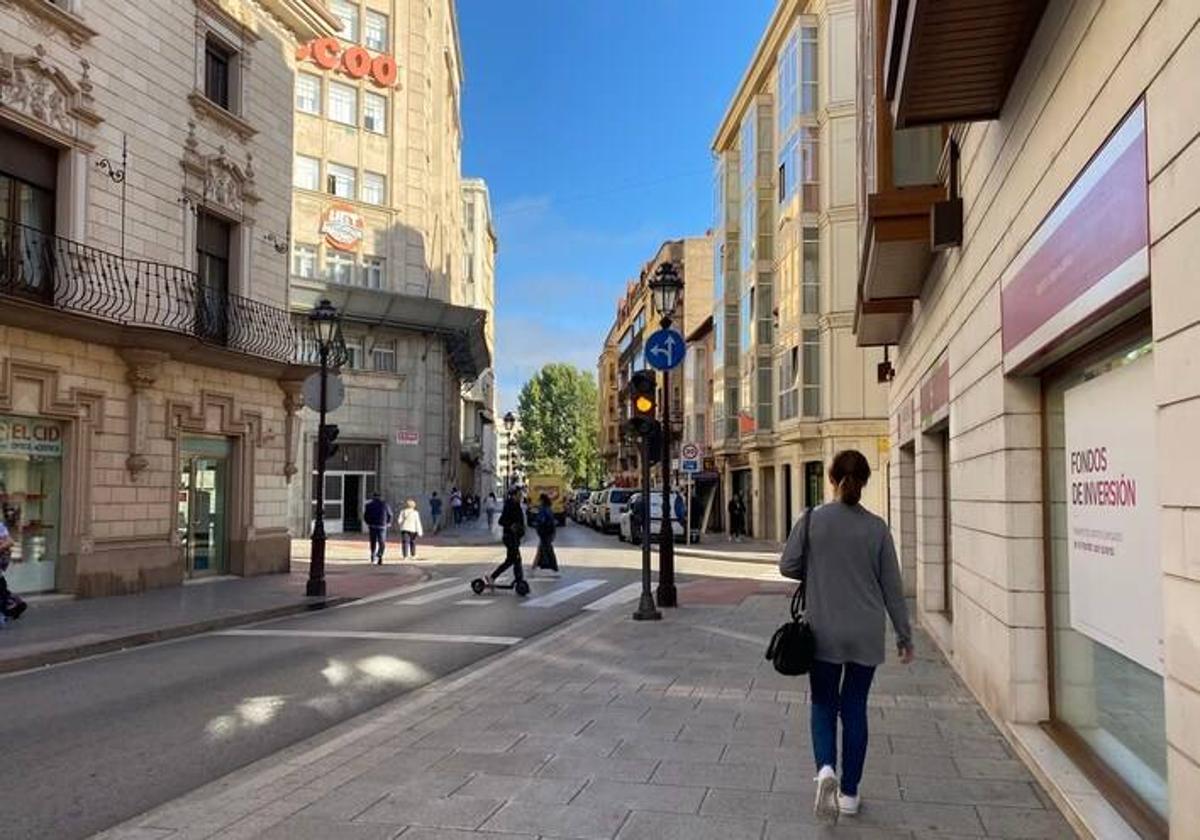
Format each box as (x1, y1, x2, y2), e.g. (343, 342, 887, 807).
(178, 438, 230, 577)
(0, 415, 63, 593)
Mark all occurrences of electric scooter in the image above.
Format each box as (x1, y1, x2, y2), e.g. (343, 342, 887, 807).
(470, 574, 530, 597)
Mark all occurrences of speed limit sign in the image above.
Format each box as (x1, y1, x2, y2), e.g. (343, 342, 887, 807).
(681, 442, 701, 460)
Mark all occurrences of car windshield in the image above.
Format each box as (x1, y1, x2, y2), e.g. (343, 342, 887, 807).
(609, 490, 631, 503)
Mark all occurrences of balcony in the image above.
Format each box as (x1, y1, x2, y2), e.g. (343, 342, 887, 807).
(0, 219, 330, 375)
(886, 0, 1047, 129)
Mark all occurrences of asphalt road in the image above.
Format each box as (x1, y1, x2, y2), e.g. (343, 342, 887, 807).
(0, 525, 660, 840)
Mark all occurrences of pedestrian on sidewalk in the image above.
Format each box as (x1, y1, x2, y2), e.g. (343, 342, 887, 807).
(363, 492, 393, 564)
(450, 487, 463, 525)
(531, 493, 559, 576)
(429, 492, 442, 533)
(485, 492, 498, 530)
(779, 449, 913, 824)
(397, 499, 423, 560)
(483, 488, 526, 589)
(728, 492, 746, 542)
(0, 518, 26, 627)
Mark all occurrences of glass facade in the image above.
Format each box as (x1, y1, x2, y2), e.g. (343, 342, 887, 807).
(1045, 337, 1167, 819)
(0, 416, 63, 593)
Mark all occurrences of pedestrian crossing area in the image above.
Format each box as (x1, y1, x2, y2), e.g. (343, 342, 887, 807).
(360, 574, 644, 613)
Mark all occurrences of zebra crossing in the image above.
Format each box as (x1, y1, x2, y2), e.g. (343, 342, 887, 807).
(350, 573, 643, 613)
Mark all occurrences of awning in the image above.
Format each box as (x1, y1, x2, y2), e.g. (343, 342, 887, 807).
(292, 282, 490, 381)
(887, 0, 1048, 129)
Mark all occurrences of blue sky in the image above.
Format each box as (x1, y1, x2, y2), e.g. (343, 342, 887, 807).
(458, 1, 776, 411)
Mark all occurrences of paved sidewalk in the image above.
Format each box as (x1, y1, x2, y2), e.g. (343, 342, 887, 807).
(675, 537, 782, 565)
(94, 583, 1076, 839)
(0, 563, 425, 674)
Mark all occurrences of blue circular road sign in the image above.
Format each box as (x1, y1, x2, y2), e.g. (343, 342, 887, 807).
(645, 328, 686, 371)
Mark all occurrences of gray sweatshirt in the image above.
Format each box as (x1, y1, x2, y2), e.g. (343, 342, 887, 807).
(779, 502, 912, 666)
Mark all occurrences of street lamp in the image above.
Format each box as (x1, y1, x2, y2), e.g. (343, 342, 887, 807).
(307, 298, 339, 598)
(503, 411, 515, 491)
(649, 261, 683, 608)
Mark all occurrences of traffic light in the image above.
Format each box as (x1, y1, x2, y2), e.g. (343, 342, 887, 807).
(319, 424, 340, 462)
(623, 370, 658, 436)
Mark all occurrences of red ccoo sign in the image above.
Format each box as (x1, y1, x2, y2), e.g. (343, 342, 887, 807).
(296, 39, 398, 88)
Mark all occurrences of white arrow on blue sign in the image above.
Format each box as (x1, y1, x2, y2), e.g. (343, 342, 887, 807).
(645, 328, 686, 371)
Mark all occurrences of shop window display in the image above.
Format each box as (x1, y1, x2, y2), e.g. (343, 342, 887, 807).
(0, 416, 63, 593)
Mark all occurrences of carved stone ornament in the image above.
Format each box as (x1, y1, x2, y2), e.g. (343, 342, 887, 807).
(0, 0, 99, 48)
(0, 45, 101, 144)
(181, 139, 259, 216)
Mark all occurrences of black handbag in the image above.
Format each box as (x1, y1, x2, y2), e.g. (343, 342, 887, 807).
(765, 508, 816, 676)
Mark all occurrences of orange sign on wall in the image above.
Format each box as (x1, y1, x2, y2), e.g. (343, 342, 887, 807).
(321, 205, 364, 251)
(296, 38, 398, 88)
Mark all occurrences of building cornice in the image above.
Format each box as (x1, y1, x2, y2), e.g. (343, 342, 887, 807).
(0, 0, 97, 47)
(257, 0, 342, 40)
(712, 0, 799, 152)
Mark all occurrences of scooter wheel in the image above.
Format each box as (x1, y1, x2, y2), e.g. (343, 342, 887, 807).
(470, 578, 485, 595)
(515, 579, 530, 597)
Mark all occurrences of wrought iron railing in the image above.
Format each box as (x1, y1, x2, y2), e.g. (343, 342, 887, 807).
(0, 218, 333, 365)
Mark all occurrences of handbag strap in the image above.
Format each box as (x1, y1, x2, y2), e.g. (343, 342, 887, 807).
(790, 506, 813, 620)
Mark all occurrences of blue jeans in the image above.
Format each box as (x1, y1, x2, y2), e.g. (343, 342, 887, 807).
(809, 660, 876, 796)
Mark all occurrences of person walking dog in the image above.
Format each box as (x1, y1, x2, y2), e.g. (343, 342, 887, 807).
(779, 449, 913, 823)
(397, 499, 423, 560)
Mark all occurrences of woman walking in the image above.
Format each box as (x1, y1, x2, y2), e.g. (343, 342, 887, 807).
(397, 499, 423, 560)
(779, 450, 912, 823)
(485, 492, 498, 531)
(531, 493, 560, 576)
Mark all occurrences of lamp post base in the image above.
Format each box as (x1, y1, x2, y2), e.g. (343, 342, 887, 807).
(305, 579, 326, 598)
(632, 592, 662, 621)
(656, 582, 677, 608)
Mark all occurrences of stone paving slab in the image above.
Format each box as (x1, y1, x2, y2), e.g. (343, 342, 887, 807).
(92, 591, 1078, 840)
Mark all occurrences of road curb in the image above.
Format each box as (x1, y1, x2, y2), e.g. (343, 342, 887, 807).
(675, 548, 778, 565)
(0, 597, 356, 676)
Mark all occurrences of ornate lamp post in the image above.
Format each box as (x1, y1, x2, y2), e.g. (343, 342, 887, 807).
(307, 299, 339, 598)
(503, 411, 516, 492)
(649, 261, 683, 608)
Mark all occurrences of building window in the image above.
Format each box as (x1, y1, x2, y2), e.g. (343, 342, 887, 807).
(328, 81, 358, 126)
(294, 154, 320, 190)
(330, 0, 358, 42)
(361, 171, 385, 205)
(372, 341, 396, 372)
(291, 243, 317, 278)
(800, 126, 819, 209)
(327, 162, 355, 198)
(343, 337, 363, 369)
(802, 226, 819, 314)
(325, 250, 355, 285)
(196, 210, 232, 342)
(364, 92, 386, 134)
(802, 329, 820, 416)
(800, 25, 818, 115)
(365, 9, 388, 51)
(778, 346, 799, 421)
(295, 74, 320, 115)
(204, 36, 234, 111)
(777, 27, 800, 140)
(363, 255, 385, 288)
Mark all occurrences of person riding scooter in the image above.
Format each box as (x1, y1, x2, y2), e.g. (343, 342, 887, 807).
(481, 488, 527, 592)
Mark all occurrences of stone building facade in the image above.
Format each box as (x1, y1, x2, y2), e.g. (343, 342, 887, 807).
(285, 0, 489, 536)
(711, 0, 889, 543)
(0, 0, 340, 595)
(459, 177, 498, 497)
(854, 0, 1200, 835)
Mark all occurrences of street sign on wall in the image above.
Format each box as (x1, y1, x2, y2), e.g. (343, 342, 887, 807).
(395, 429, 419, 445)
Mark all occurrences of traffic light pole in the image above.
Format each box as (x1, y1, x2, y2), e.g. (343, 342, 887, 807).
(632, 430, 661, 622)
(657, 365, 677, 608)
(306, 343, 329, 598)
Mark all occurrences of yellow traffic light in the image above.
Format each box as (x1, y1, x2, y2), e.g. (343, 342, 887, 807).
(634, 394, 654, 413)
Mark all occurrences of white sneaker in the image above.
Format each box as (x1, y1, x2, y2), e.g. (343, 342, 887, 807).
(838, 793, 860, 816)
(813, 765, 840, 823)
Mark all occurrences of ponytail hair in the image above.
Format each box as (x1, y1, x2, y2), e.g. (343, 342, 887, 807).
(829, 449, 871, 506)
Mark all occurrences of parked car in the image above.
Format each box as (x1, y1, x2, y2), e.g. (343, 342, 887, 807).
(567, 489, 592, 521)
(586, 490, 605, 528)
(619, 491, 685, 544)
(596, 487, 633, 534)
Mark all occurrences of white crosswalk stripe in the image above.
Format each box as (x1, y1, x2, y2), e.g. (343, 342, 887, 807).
(454, 599, 493, 606)
(582, 582, 643, 611)
(336, 576, 461, 609)
(520, 579, 606, 608)
(395, 580, 470, 605)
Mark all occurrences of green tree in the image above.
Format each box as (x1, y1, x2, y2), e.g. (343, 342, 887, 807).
(516, 364, 603, 487)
